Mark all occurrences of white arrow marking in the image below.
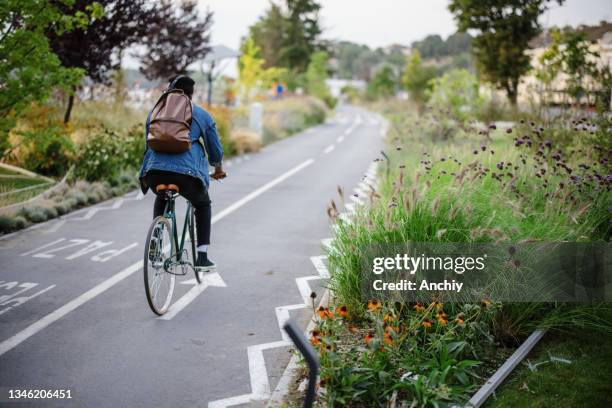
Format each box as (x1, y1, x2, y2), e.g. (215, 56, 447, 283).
(158, 272, 226, 320)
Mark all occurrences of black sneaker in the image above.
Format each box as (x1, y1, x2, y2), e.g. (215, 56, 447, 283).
(195, 252, 216, 272)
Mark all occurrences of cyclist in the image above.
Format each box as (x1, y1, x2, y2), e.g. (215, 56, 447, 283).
(139, 75, 226, 272)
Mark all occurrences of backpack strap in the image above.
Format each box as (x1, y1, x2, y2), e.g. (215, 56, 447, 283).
(169, 74, 186, 90)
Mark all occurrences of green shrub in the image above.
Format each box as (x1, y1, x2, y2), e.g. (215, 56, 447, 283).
(54, 202, 70, 215)
(124, 125, 145, 168)
(0, 216, 16, 232)
(19, 124, 75, 177)
(87, 191, 101, 204)
(40, 205, 57, 219)
(14, 216, 27, 229)
(20, 206, 48, 223)
(262, 96, 327, 142)
(64, 197, 77, 209)
(426, 69, 485, 123)
(74, 129, 130, 182)
(71, 191, 88, 206)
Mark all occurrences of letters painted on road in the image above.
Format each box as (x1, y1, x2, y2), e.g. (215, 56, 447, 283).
(0, 281, 56, 316)
(20, 238, 138, 262)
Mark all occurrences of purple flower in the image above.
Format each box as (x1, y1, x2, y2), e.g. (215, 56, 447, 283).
(496, 162, 504, 170)
(515, 139, 524, 146)
(481, 145, 487, 151)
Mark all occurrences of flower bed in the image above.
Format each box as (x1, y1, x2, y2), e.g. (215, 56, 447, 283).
(303, 101, 611, 407)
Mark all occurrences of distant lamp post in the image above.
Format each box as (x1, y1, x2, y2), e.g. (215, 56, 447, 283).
(200, 45, 240, 106)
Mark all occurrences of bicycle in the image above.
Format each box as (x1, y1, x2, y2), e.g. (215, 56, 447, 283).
(143, 183, 202, 315)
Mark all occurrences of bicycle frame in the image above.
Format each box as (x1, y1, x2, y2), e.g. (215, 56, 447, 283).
(161, 193, 192, 267)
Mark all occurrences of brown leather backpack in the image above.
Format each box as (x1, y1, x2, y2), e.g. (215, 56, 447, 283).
(146, 86, 193, 154)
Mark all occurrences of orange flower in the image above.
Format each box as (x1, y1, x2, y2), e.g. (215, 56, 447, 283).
(455, 314, 465, 326)
(437, 316, 448, 326)
(431, 300, 443, 311)
(317, 306, 334, 319)
(384, 312, 395, 323)
(385, 325, 400, 333)
(437, 311, 448, 319)
(481, 299, 492, 308)
(337, 305, 349, 318)
(367, 299, 381, 311)
(413, 303, 425, 313)
(421, 318, 433, 329)
(310, 335, 321, 346)
(364, 332, 375, 345)
(383, 332, 394, 345)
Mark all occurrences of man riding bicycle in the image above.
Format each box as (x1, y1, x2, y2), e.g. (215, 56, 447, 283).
(139, 75, 226, 272)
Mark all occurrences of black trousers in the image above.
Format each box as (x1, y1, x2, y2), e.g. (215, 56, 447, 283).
(145, 170, 211, 246)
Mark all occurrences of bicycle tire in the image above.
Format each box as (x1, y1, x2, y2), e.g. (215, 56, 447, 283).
(144, 216, 176, 315)
(189, 205, 202, 284)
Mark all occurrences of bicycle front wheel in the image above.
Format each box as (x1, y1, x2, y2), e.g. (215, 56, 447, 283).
(144, 216, 176, 315)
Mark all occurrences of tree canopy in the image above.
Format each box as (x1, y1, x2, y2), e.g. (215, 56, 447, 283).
(449, 0, 563, 105)
(0, 0, 99, 153)
(244, 0, 323, 72)
(139, 0, 213, 82)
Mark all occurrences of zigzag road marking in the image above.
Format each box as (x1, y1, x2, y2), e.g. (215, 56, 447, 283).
(208, 253, 330, 408)
(210, 160, 379, 407)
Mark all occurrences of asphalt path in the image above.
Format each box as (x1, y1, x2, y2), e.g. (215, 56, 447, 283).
(0, 104, 384, 407)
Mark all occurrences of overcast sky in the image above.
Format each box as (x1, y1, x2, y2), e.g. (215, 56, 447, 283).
(125, 0, 610, 71)
(201, 0, 611, 50)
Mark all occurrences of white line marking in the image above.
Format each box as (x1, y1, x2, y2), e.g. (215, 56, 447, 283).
(275, 304, 306, 341)
(160, 159, 316, 319)
(20, 238, 65, 256)
(310, 255, 329, 279)
(321, 238, 333, 251)
(295, 276, 319, 305)
(212, 159, 314, 223)
(0, 285, 56, 316)
(212, 254, 332, 408)
(337, 135, 344, 143)
(0, 262, 141, 357)
(323, 145, 335, 154)
(158, 273, 226, 320)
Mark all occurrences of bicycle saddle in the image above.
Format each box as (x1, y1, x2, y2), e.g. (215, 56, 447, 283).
(155, 184, 180, 194)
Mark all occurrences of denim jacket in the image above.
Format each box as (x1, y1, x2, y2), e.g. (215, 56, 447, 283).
(139, 103, 224, 192)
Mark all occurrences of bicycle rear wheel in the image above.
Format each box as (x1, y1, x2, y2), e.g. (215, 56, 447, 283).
(189, 205, 202, 284)
(144, 216, 176, 315)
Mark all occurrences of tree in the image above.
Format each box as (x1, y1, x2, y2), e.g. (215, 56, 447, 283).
(239, 38, 285, 103)
(426, 69, 484, 122)
(367, 66, 397, 99)
(401, 50, 438, 105)
(140, 0, 213, 82)
(0, 0, 96, 156)
(281, 0, 323, 71)
(48, 0, 152, 123)
(305, 51, 333, 105)
(412, 35, 445, 59)
(449, 0, 563, 105)
(246, 3, 286, 69)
